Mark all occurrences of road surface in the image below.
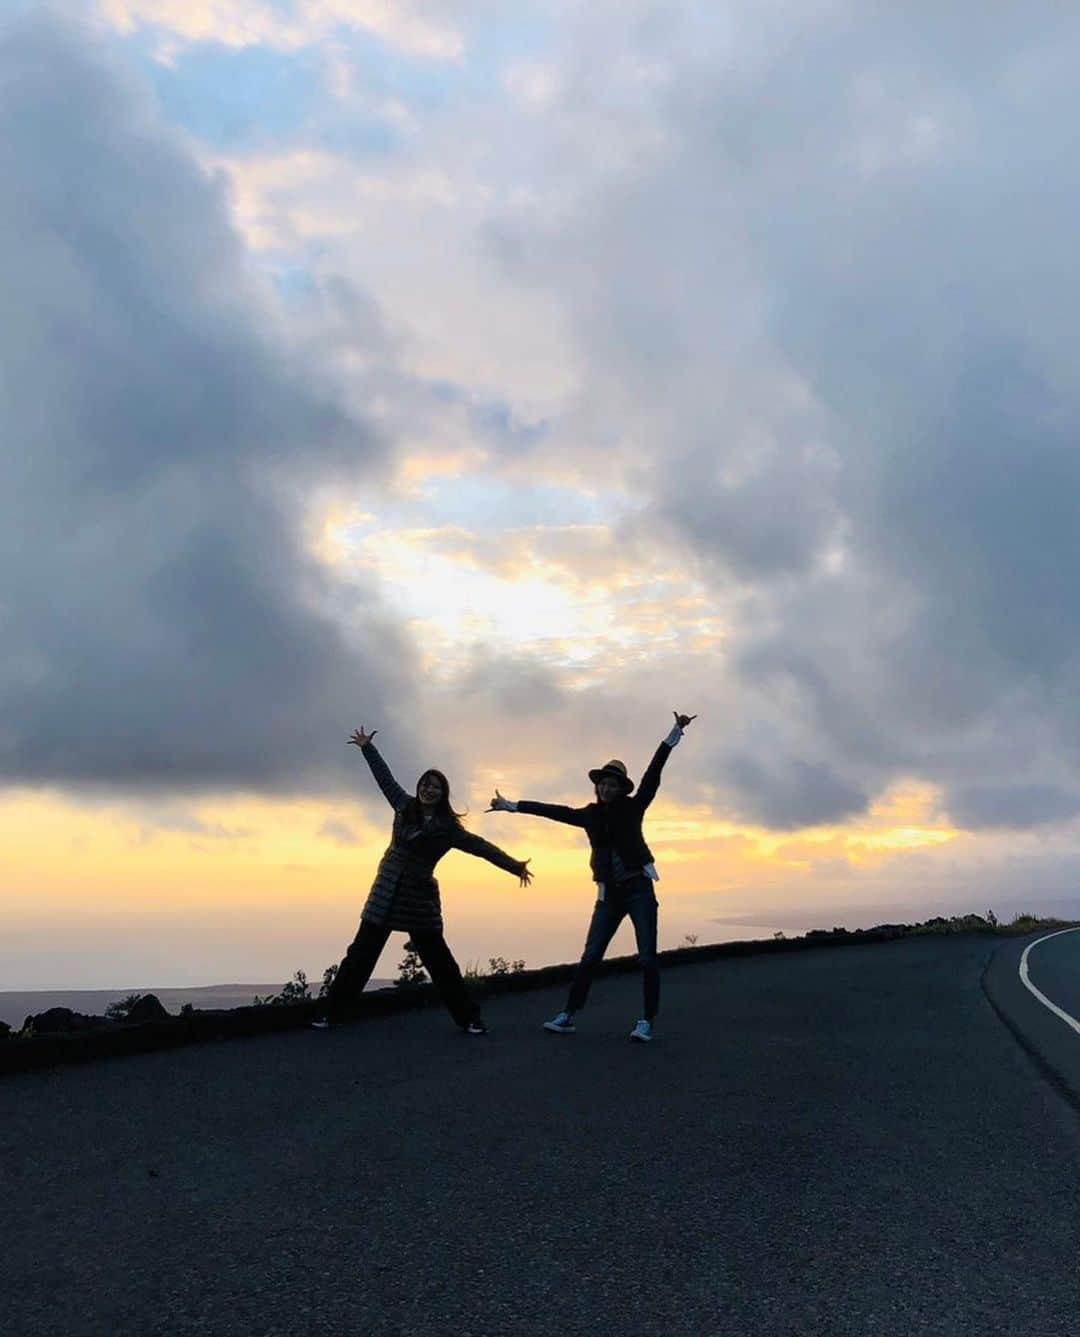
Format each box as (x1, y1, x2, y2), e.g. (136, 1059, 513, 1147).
(4, 933, 1080, 1336)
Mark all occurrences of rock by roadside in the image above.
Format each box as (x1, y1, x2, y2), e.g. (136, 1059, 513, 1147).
(20, 1007, 111, 1035)
(123, 993, 171, 1024)
(20, 992, 171, 1036)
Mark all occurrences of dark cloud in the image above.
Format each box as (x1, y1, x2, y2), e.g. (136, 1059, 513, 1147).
(0, 13, 416, 795)
(725, 752, 867, 831)
(946, 783, 1080, 832)
(455, 650, 565, 718)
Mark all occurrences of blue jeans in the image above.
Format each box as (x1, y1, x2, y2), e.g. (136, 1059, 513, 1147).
(566, 875, 660, 1019)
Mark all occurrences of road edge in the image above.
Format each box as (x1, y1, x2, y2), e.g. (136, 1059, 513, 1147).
(981, 933, 1080, 1117)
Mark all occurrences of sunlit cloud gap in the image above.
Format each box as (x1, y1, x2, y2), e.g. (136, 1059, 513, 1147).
(317, 518, 729, 671)
(96, 0, 465, 60)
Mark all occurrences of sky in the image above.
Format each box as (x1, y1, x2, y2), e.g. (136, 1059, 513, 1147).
(4, 2, 1080, 990)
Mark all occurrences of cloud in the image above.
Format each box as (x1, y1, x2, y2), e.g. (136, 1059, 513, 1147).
(465, 3, 1080, 830)
(96, 0, 465, 60)
(724, 753, 867, 831)
(24, 2, 1080, 843)
(316, 817, 361, 846)
(454, 648, 565, 719)
(946, 783, 1080, 832)
(0, 12, 419, 796)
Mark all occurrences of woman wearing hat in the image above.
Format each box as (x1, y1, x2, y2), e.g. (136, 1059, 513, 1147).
(488, 711, 695, 1042)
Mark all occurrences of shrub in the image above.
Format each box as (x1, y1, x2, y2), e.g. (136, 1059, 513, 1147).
(395, 941, 429, 988)
(253, 970, 312, 1006)
(104, 993, 144, 1021)
(464, 956, 525, 981)
(487, 956, 525, 976)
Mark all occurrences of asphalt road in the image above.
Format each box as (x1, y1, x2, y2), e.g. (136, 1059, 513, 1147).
(1017, 926, 1080, 1027)
(4, 933, 1080, 1337)
(983, 925, 1080, 1115)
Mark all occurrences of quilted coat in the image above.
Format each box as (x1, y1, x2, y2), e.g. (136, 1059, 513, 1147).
(359, 741, 526, 933)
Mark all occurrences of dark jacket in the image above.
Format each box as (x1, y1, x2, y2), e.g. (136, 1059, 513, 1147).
(359, 741, 526, 933)
(517, 739, 674, 888)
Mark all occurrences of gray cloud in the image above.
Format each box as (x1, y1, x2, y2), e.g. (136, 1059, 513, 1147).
(316, 819, 361, 846)
(725, 752, 866, 831)
(0, 12, 417, 795)
(13, 3, 1080, 839)
(946, 783, 1080, 832)
(479, 2, 1080, 830)
(455, 650, 565, 718)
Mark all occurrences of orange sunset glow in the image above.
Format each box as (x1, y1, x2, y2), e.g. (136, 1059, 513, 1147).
(2, 765, 962, 992)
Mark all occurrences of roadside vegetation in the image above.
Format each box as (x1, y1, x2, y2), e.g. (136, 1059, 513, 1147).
(104, 993, 145, 1021)
(250, 945, 528, 1001)
(793, 910, 1080, 942)
(252, 966, 337, 1006)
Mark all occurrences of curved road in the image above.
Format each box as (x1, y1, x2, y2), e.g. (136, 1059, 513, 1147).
(4, 933, 1080, 1337)
(984, 925, 1080, 1106)
(1020, 927, 1080, 1030)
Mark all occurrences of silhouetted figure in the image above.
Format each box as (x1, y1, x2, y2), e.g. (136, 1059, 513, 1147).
(316, 727, 532, 1034)
(489, 712, 695, 1042)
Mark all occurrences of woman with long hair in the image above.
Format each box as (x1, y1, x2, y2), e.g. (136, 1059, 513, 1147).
(315, 726, 532, 1034)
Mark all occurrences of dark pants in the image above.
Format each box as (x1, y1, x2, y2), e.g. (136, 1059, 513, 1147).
(324, 919, 479, 1028)
(566, 875, 660, 1019)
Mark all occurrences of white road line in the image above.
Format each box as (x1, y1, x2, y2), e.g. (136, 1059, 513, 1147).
(1019, 927, 1080, 1037)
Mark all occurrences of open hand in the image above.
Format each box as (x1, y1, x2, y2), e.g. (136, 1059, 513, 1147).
(673, 711, 697, 730)
(487, 788, 511, 812)
(348, 726, 378, 748)
(518, 859, 533, 888)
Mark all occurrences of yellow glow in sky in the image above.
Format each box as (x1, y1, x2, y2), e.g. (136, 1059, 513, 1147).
(0, 776, 961, 990)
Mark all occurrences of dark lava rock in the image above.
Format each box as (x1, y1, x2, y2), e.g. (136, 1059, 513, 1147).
(22, 1007, 110, 1035)
(122, 994, 171, 1024)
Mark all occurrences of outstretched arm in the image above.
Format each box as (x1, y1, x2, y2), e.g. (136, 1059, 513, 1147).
(488, 789, 590, 828)
(452, 829, 533, 886)
(348, 727, 410, 812)
(636, 711, 697, 810)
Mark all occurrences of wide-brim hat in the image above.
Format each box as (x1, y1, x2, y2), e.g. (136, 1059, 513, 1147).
(588, 759, 635, 794)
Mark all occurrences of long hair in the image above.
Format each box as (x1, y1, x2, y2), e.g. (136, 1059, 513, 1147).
(404, 768, 466, 827)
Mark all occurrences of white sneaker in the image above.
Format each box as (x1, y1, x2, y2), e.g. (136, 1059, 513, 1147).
(543, 1011, 576, 1034)
(629, 1019, 653, 1043)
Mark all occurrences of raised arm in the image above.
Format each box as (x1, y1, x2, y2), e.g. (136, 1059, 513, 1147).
(348, 727, 410, 811)
(488, 789, 591, 828)
(635, 711, 696, 810)
(451, 829, 533, 886)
